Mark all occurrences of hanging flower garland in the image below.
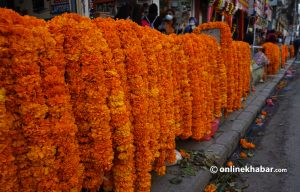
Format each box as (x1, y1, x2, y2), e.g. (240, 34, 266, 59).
(154, 34, 176, 175)
(171, 35, 193, 140)
(116, 20, 152, 192)
(263, 43, 280, 74)
(49, 14, 113, 190)
(1, 11, 61, 191)
(281, 45, 288, 67)
(0, 88, 17, 191)
(167, 36, 182, 137)
(0, 8, 257, 191)
(194, 22, 234, 113)
(137, 26, 161, 167)
(0, 9, 18, 192)
(239, 42, 251, 97)
(38, 23, 83, 191)
(184, 34, 207, 140)
(201, 34, 226, 117)
(93, 18, 135, 192)
(232, 42, 240, 110)
(290, 45, 295, 58)
(161, 35, 176, 166)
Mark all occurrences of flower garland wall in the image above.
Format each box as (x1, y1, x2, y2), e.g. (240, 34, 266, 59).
(194, 22, 235, 113)
(281, 45, 288, 67)
(48, 14, 113, 190)
(263, 43, 280, 74)
(1, 11, 63, 191)
(0, 8, 254, 192)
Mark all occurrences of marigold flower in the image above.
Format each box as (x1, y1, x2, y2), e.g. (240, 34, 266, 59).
(226, 161, 234, 167)
(240, 151, 247, 159)
(204, 183, 217, 192)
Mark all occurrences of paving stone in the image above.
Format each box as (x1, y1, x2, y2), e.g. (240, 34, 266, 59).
(236, 111, 255, 128)
(214, 131, 240, 158)
(244, 105, 260, 115)
(205, 144, 229, 166)
(231, 119, 249, 137)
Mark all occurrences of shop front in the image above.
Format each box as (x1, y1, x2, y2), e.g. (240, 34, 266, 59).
(0, 0, 74, 19)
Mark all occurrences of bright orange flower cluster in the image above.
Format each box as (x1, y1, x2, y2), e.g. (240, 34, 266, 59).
(0, 9, 253, 192)
(263, 42, 281, 74)
(194, 23, 251, 112)
(281, 45, 289, 67)
(290, 45, 295, 58)
(232, 41, 251, 108)
(204, 183, 217, 192)
(240, 139, 255, 149)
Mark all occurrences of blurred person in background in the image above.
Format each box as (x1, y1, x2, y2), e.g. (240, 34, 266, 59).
(159, 9, 176, 34)
(141, 3, 162, 30)
(184, 17, 198, 33)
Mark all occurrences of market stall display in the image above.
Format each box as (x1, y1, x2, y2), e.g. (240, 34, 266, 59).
(263, 42, 281, 75)
(1, 8, 254, 192)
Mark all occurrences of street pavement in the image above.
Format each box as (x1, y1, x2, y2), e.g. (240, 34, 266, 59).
(237, 61, 300, 192)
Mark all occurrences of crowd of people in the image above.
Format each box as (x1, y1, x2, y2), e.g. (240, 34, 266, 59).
(114, 3, 198, 35)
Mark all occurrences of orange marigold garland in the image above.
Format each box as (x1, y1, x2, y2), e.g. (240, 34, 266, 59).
(195, 22, 234, 113)
(168, 36, 182, 137)
(39, 23, 83, 191)
(0, 88, 17, 191)
(0, 9, 18, 191)
(263, 43, 280, 74)
(154, 34, 176, 175)
(182, 34, 206, 140)
(137, 27, 161, 166)
(200, 34, 224, 118)
(49, 14, 113, 190)
(173, 35, 193, 140)
(116, 20, 152, 192)
(93, 18, 135, 192)
(240, 42, 251, 97)
(232, 42, 240, 110)
(290, 45, 295, 58)
(281, 45, 288, 67)
(3, 12, 62, 191)
(161, 35, 176, 165)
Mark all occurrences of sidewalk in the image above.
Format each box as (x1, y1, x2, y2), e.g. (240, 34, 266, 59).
(151, 59, 295, 192)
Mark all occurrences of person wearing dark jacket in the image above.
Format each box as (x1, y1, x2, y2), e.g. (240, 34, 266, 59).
(114, 4, 132, 20)
(294, 37, 300, 59)
(141, 3, 162, 30)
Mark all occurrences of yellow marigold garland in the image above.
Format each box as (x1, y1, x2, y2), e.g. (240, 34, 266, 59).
(93, 18, 135, 192)
(195, 22, 234, 113)
(39, 23, 83, 191)
(154, 34, 176, 175)
(116, 20, 152, 192)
